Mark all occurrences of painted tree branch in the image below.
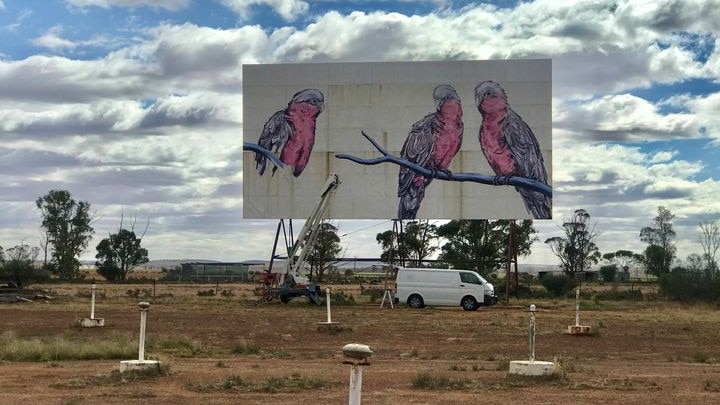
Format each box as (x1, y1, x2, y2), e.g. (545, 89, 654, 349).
(335, 131, 552, 197)
(243, 142, 286, 169)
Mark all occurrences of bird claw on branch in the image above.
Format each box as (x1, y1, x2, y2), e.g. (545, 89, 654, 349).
(335, 132, 552, 197)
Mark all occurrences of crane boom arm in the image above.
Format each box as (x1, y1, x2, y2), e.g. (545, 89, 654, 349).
(285, 173, 340, 282)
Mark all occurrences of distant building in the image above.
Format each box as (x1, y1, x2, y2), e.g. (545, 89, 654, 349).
(179, 261, 266, 282)
(536, 268, 599, 282)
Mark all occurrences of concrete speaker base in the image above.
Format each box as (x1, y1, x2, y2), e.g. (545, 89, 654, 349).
(508, 360, 555, 377)
(77, 317, 104, 327)
(119, 360, 160, 373)
(567, 325, 592, 335)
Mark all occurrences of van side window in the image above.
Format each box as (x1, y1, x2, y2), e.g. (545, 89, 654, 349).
(460, 272, 481, 285)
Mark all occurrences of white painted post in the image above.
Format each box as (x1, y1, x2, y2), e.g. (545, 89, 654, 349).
(348, 364, 363, 405)
(343, 343, 372, 404)
(90, 284, 96, 319)
(529, 304, 536, 362)
(575, 287, 580, 326)
(137, 302, 151, 361)
(325, 288, 332, 323)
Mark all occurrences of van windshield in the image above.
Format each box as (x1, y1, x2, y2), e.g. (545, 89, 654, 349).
(460, 272, 482, 285)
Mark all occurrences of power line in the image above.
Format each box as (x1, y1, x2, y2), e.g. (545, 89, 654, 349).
(339, 220, 394, 237)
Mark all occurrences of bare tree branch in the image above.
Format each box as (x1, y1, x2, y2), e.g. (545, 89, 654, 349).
(130, 212, 137, 232)
(243, 142, 286, 170)
(139, 218, 150, 241)
(335, 131, 552, 197)
(38, 227, 50, 265)
(245, 132, 552, 197)
(699, 220, 720, 274)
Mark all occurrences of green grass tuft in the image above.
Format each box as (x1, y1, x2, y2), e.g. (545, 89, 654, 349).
(553, 356, 575, 380)
(149, 336, 204, 357)
(691, 353, 710, 363)
(0, 330, 205, 362)
(188, 374, 338, 393)
(231, 340, 261, 355)
(496, 356, 510, 371)
(51, 364, 171, 389)
(411, 372, 472, 390)
(0, 331, 136, 362)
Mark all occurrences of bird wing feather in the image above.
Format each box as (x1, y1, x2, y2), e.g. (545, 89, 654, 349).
(255, 110, 292, 175)
(504, 109, 547, 183)
(504, 109, 551, 218)
(398, 113, 435, 197)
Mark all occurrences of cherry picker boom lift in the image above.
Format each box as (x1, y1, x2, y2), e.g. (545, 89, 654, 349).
(254, 174, 341, 305)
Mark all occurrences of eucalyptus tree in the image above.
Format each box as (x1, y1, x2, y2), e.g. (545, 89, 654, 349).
(36, 190, 94, 280)
(308, 222, 342, 282)
(639, 206, 676, 276)
(438, 219, 536, 276)
(545, 209, 601, 275)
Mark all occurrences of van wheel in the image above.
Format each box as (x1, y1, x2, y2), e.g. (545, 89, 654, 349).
(461, 296, 478, 311)
(407, 295, 424, 309)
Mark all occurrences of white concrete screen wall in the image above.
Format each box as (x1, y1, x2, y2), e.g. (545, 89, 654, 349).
(242, 60, 552, 220)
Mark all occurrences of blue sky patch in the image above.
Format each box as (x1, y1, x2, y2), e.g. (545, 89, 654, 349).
(631, 78, 720, 114)
(627, 138, 719, 181)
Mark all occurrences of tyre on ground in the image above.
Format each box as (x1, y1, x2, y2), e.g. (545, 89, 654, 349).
(407, 294, 424, 309)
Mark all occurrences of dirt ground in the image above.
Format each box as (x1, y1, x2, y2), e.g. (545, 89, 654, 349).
(1, 282, 719, 405)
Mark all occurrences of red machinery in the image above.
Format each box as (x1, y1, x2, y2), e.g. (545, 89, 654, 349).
(254, 174, 340, 305)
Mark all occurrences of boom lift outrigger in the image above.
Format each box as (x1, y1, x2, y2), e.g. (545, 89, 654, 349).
(254, 174, 341, 305)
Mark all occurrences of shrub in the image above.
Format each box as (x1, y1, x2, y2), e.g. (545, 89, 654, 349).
(514, 284, 547, 299)
(126, 288, 152, 299)
(232, 341, 261, 355)
(359, 287, 384, 303)
(196, 289, 215, 296)
(494, 277, 552, 300)
(330, 290, 355, 305)
(599, 264, 618, 282)
(658, 267, 720, 302)
(540, 274, 577, 297)
(595, 289, 643, 301)
(411, 373, 471, 390)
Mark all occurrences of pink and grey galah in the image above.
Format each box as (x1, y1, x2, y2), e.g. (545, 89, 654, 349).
(255, 88, 325, 177)
(475, 80, 551, 219)
(397, 84, 464, 219)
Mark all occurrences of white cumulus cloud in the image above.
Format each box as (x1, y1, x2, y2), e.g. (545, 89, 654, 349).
(219, 0, 309, 22)
(555, 94, 699, 142)
(2, 0, 720, 264)
(32, 26, 77, 51)
(65, 0, 190, 10)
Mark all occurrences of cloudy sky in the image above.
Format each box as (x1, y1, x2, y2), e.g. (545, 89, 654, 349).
(1, 0, 719, 266)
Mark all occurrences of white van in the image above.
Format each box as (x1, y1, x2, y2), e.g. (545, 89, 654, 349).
(395, 267, 497, 311)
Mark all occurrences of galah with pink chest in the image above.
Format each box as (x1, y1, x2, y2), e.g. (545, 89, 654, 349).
(475, 80, 551, 219)
(255, 88, 325, 177)
(397, 84, 464, 220)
